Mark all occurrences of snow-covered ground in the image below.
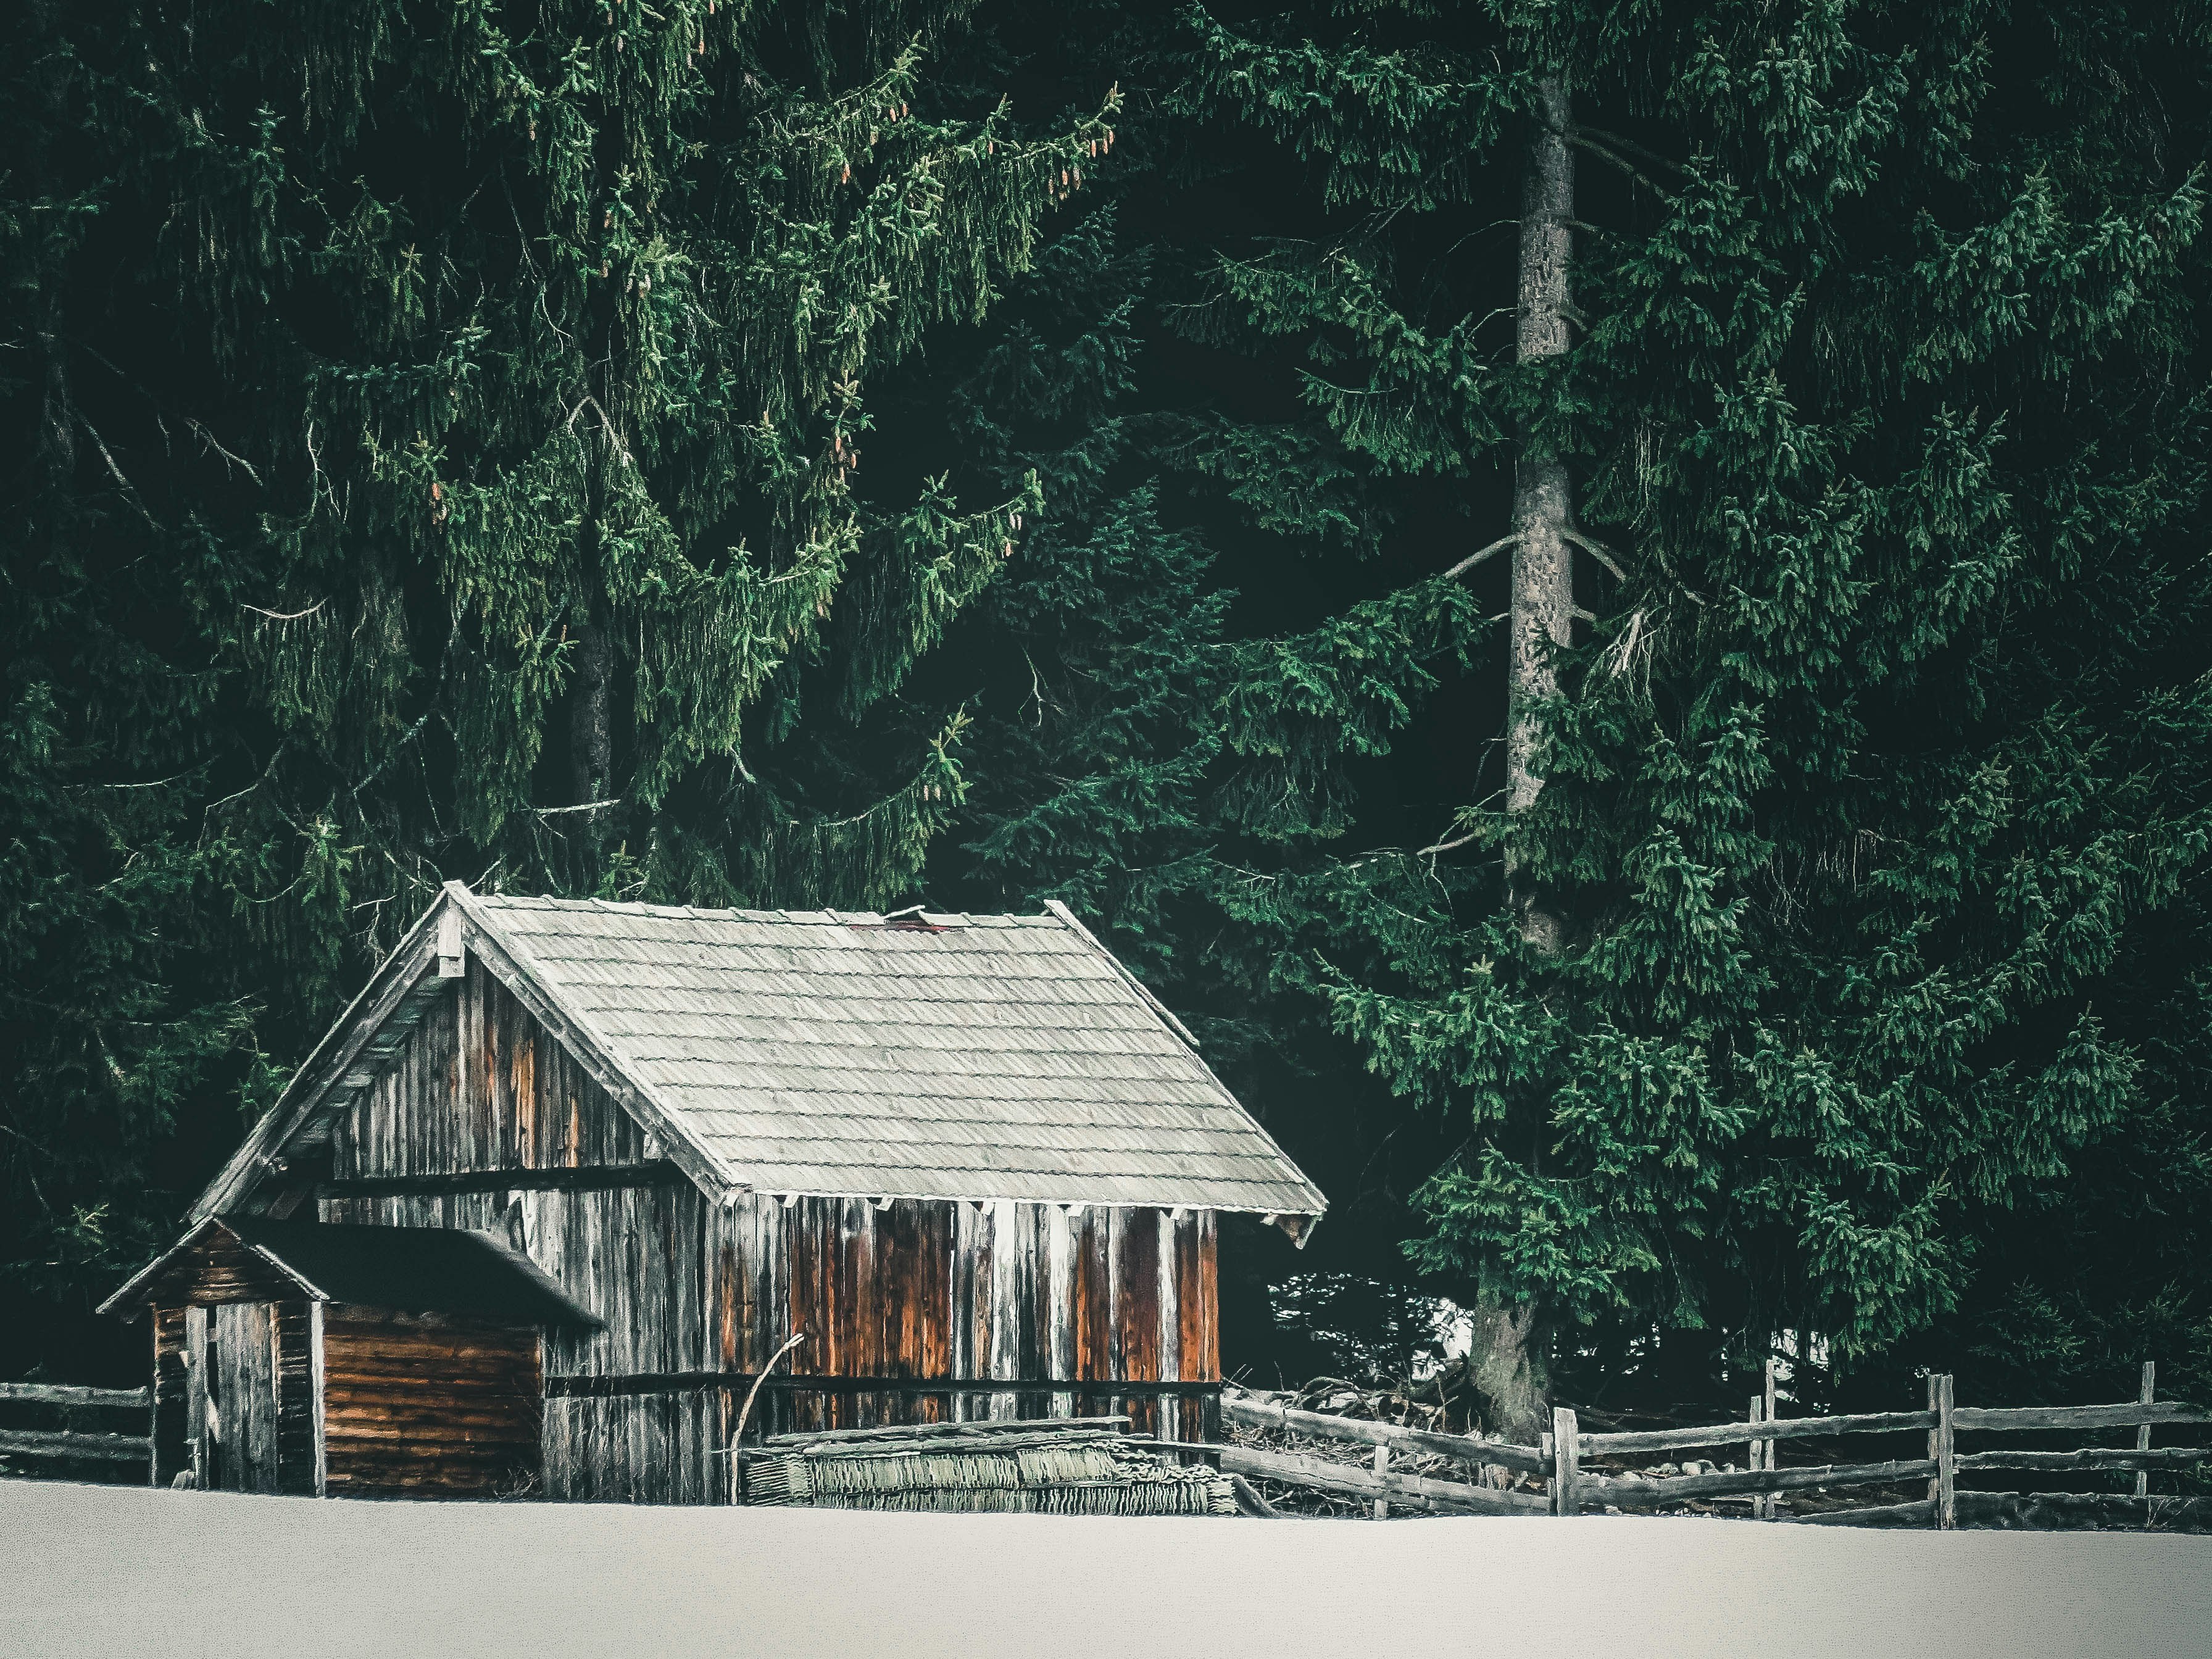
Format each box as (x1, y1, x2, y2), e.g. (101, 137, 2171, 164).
(4, 1479, 2208, 1659)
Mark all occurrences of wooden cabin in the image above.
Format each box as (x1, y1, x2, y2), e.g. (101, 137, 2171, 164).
(105, 884, 1325, 1502)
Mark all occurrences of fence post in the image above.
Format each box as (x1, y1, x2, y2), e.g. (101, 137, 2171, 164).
(2136, 1361, 2155, 1514)
(1934, 1373, 1956, 1530)
(1750, 1394, 1768, 1520)
(1540, 1428, 1554, 1513)
(1552, 1407, 1581, 1516)
(1761, 1359, 1778, 1521)
(1925, 1373, 1940, 1511)
(1373, 1442, 1389, 1521)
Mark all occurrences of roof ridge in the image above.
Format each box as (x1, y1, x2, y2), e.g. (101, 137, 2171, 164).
(472, 891, 1075, 926)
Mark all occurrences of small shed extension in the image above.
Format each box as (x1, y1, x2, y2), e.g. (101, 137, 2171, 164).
(102, 1218, 598, 1497)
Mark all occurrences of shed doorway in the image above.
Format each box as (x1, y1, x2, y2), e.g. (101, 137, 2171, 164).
(185, 1304, 281, 1494)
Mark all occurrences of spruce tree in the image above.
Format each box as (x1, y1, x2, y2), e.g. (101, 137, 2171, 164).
(1173, 0, 2212, 1427)
(2, 0, 1110, 1369)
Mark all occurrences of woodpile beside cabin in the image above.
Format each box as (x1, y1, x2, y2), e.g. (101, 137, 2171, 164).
(103, 884, 1326, 1502)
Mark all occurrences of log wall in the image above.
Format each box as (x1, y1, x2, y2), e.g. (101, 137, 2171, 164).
(312, 955, 1224, 1503)
(320, 1308, 542, 1497)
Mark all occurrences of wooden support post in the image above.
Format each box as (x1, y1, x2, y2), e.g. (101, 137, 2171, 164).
(1926, 1373, 1941, 1508)
(1540, 1428, 1554, 1512)
(2136, 1361, 2155, 1510)
(1762, 1357, 1779, 1520)
(1750, 1394, 1768, 1520)
(1552, 1407, 1581, 1516)
(1934, 1373, 1956, 1530)
(1373, 1442, 1389, 1520)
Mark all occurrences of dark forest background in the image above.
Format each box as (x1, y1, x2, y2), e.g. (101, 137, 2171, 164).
(8, 0, 2212, 1432)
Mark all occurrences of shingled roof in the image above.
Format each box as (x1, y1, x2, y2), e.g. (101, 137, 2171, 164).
(193, 884, 1325, 1230)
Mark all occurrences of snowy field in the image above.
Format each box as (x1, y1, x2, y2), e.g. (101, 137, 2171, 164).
(4, 1479, 2209, 1659)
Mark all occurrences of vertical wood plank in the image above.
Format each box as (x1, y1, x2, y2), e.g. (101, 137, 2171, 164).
(2136, 1360, 2156, 1507)
(151, 1307, 188, 1488)
(1749, 1394, 1768, 1521)
(1115, 1207, 1161, 1435)
(1761, 1358, 1778, 1521)
(1199, 1212, 1220, 1382)
(185, 1305, 210, 1491)
(1157, 1209, 1181, 1445)
(985, 1200, 1020, 1421)
(309, 1300, 326, 1497)
(1935, 1373, 1956, 1530)
(1552, 1406, 1581, 1516)
(1373, 1442, 1389, 1521)
(1043, 1204, 1073, 1419)
(512, 1015, 537, 1168)
(1926, 1372, 1942, 1508)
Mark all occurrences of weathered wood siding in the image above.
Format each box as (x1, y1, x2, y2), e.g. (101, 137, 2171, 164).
(330, 958, 647, 1178)
(307, 955, 1224, 1503)
(203, 1301, 281, 1494)
(320, 1309, 541, 1497)
(707, 1197, 1220, 1449)
(273, 1301, 320, 1495)
(152, 1227, 301, 1307)
(543, 1394, 720, 1504)
(151, 1306, 188, 1487)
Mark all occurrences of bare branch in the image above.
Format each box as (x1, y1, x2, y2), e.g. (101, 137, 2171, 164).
(1444, 533, 1520, 581)
(1562, 527, 1628, 581)
(242, 599, 328, 622)
(1573, 126, 1689, 176)
(1565, 133, 1673, 201)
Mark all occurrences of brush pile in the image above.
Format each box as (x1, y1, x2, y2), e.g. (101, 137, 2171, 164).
(1223, 1372, 1549, 1518)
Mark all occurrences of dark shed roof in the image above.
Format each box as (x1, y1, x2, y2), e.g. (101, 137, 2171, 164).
(99, 1218, 601, 1329)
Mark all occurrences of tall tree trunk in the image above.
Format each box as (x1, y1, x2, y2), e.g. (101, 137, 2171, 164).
(1468, 1299, 1549, 1446)
(1507, 71, 1574, 957)
(571, 421, 614, 815)
(569, 617, 613, 805)
(1466, 70, 1576, 1449)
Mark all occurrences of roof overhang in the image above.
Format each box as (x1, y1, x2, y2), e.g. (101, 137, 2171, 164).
(99, 1217, 316, 1316)
(101, 1215, 603, 1329)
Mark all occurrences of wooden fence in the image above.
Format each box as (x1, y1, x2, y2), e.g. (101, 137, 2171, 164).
(1223, 1362, 2212, 1528)
(0, 1383, 152, 1483)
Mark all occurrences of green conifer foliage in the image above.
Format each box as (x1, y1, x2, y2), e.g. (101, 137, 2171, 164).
(894, 206, 1234, 962)
(1174, 0, 2212, 1417)
(1, 0, 1108, 1360)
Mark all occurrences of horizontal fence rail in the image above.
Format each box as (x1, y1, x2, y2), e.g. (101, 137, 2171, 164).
(0, 1428, 151, 1464)
(1216, 1445, 1550, 1516)
(1223, 1394, 1550, 1476)
(0, 1382, 154, 1485)
(0, 1383, 149, 1411)
(1582, 1458, 1940, 1510)
(1223, 1363, 2211, 1530)
(1574, 1410, 1937, 1456)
